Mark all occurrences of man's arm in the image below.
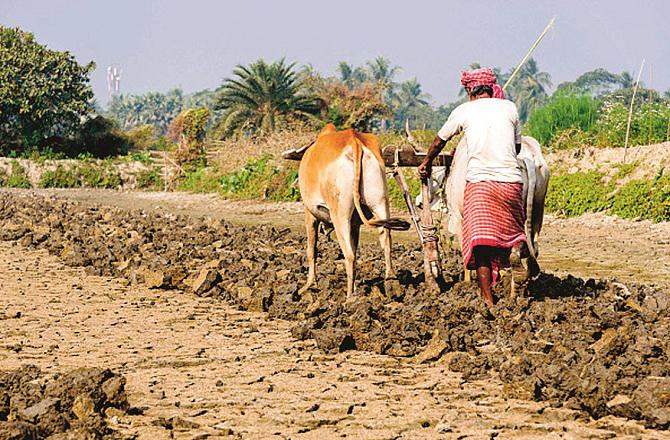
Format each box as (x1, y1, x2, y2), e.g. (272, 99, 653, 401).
(418, 136, 448, 179)
(418, 108, 462, 179)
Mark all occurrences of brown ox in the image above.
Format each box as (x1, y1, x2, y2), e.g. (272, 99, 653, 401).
(298, 124, 409, 297)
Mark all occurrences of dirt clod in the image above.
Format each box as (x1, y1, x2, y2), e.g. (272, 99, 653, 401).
(0, 191, 668, 429)
(0, 364, 128, 439)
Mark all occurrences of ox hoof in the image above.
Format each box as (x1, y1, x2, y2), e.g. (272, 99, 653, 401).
(297, 282, 316, 297)
(528, 256, 541, 279)
(479, 304, 496, 321)
(383, 277, 401, 299)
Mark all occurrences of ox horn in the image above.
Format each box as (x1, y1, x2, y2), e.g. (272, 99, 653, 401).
(405, 119, 422, 151)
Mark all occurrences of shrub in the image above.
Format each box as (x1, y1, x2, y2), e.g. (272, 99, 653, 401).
(135, 167, 163, 190)
(263, 165, 300, 202)
(610, 174, 670, 222)
(595, 101, 670, 147)
(178, 168, 222, 193)
(3, 160, 32, 188)
(125, 125, 155, 150)
(547, 128, 596, 151)
(215, 156, 301, 201)
(39, 164, 80, 188)
(77, 162, 122, 188)
(545, 171, 609, 216)
(219, 156, 270, 195)
(524, 91, 600, 146)
(153, 136, 175, 151)
(73, 116, 129, 157)
(169, 107, 210, 169)
(129, 151, 152, 165)
(319, 82, 388, 131)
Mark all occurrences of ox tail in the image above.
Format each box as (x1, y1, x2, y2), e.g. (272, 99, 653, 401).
(521, 157, 538, 261)
(352, 139, 410, 231)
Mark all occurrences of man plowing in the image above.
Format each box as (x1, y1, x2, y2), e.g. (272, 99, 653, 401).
(418, 67, 530, 310)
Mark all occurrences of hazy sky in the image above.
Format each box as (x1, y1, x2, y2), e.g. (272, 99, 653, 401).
(3, 0, 669, 106)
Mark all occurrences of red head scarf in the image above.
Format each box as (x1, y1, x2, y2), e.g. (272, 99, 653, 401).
(460, 67, 505, 99)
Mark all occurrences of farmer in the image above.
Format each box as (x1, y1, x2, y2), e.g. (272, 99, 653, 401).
(418, 67, 528, 310)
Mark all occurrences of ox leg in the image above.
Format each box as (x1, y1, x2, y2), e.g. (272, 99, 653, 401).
(464, 270, 471, 283)
(332, 209, 357, 298)
(298, 209, 319, 295)
(369, 205, 395, 279)
(379, 227, 394, 279)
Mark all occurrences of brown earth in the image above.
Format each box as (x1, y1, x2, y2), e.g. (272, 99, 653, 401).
(0, 364, 129, 439)
(0, 188, 669, 438)
(23, 188, 670, 285)
(0, 240, 665, 439)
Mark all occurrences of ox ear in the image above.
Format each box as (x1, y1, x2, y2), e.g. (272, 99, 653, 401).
(318, 123, 337, 137)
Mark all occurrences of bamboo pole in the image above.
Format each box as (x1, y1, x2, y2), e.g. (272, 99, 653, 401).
(503, 16, 556, 92)
(648, 66, 653, 146)
(623, 59, 645, 163)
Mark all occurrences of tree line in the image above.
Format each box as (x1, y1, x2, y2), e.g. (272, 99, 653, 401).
(2, 24, 670, 159)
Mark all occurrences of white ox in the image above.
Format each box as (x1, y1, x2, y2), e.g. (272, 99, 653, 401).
(418, 135, 550, 279)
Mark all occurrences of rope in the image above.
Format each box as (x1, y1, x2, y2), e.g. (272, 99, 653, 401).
(421, 223, 438, 243)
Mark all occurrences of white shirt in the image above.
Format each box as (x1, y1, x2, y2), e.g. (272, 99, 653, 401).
(437, 98, 523, 183)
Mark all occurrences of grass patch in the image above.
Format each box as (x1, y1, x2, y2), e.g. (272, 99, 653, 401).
(545, 171, 610, 217)
(546, 165, 670, 222)
(39, 165, 81, 188)
(135, 167, 163, 190)
(77, 162, 122, 188)
(2, 161, 32, 188)
(610, 174, 670, 222)
(217, 156, 300, 202)
(178, 168, 222, 193)
(387, 170, 421, 210)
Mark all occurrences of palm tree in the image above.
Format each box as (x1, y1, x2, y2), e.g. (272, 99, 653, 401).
(106, 89, 184, 133)
(393, 78, 430, 128)
(366, 57, 400, 130)
(618, 71, 634, 89)
(215, 59, 323, 138)
(366, 56, 400, 97)
(337, 62, 368, 90)
(506, 58, 552, 122)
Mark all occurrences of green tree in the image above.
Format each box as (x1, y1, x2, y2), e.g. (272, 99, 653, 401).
(337, 62, 368, 90)
(366, 56, 400, 94)
(365, 57, 400, 130)
(618, 71, 634, 89)
(215, 59, 323, 138)
(392, 78, 430, 129)
(106, 88, 184, 133)
(0, 26, 95, 150)
(557, 68, 621, 96)
(506, 58, 552, 122)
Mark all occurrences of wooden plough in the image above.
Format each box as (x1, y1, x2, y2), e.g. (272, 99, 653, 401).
(282, 140, 452, 289)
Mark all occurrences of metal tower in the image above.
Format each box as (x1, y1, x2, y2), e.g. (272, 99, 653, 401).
(107, 65, 122, 99)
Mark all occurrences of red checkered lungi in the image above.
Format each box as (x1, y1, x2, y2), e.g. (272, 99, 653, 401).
(462, 181, 527, 284)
